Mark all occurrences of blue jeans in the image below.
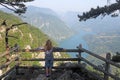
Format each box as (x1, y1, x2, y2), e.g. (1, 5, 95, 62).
(45, 59, 53, 68)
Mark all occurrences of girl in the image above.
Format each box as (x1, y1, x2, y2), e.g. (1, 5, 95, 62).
(44, 40, 54, 77)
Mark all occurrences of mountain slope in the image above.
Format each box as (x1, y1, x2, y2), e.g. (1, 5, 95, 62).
(0, 10, 49, 52)
(21, 6, 73, 41)
(0, 10, 51, 66)
(84, 32, 120, 54)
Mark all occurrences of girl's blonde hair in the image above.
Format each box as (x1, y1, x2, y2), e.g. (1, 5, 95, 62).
(44, 39, 53, 51)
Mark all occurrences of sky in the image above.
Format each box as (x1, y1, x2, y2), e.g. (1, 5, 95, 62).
(25, 0, 116, 13)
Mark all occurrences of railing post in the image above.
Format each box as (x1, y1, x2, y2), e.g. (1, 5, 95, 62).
(15, 51, 21, 75)
(104, 53, 111, 80)
(15, 57, 19, 75)
(6, 46, 10, 63)
(76, 44, 82, 64)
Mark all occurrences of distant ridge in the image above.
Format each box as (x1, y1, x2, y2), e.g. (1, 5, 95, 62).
(26, 6, 58, 16)
(21, 6, 74, 41)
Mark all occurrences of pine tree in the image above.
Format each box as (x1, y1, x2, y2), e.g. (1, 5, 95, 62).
(0, 0, 34, 15)
(78, 0, 120, 21)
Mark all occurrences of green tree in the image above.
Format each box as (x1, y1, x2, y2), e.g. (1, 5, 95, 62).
(0, 0, 34, 15)
(78, 0, 120, 21)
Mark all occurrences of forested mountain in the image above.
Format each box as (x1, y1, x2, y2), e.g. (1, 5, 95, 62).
(20, 6, 74, 41)
(84, 32, 120, 55)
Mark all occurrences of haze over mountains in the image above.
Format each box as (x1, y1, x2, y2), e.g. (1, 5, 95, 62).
(21, 6, 74, 41)
(1, 6, 120, 56)
(60, 11, 120, 33)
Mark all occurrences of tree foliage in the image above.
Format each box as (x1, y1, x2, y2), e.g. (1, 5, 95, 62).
(78, 0, 120, 21)
(0, 0, 34, 15)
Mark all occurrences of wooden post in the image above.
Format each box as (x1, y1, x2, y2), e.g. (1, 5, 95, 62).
(104, 53, 111, 80)
(6, 46, 10, 63)
(15, 51, 21, 75)
(76, 44, 82, 64)
(15, 57, 19, 75)
(15, 65, 19, 75)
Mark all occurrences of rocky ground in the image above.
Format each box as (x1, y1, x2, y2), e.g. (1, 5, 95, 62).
(3, 63, 99, 80)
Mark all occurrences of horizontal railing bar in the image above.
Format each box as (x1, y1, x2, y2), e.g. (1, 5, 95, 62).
(0, 52, 7, 58)
(0, 66, 16, 79)
(80, 57, 120, 80)
(21, 58, 80, 61)
(0, 46, 19, 58)
(79, 48, 120, 68)
(0, 57, 18, 69)
(20, 49, 83, 52)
